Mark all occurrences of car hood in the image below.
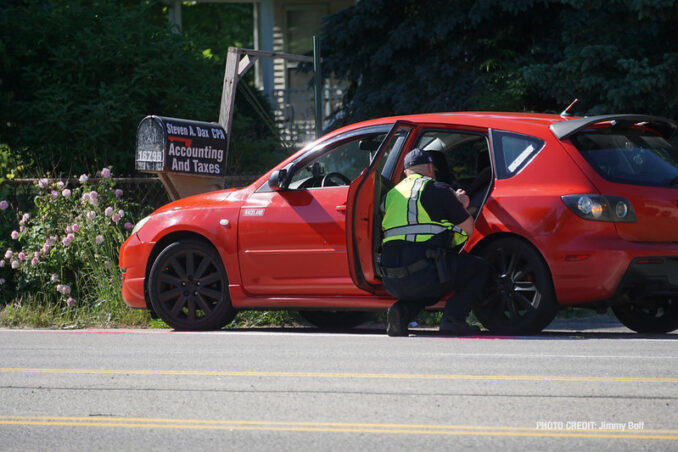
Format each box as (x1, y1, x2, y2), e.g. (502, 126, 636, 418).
(151, 188, 246, 214)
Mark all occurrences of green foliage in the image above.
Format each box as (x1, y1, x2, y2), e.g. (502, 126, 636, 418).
(321, 0, 678, 123)
(179, 2, 254, 55)
(0, 144, 24, 239)
(0, 143, 27, 185)
(521, 0, 678, 116)
(0, 0, 281, 175)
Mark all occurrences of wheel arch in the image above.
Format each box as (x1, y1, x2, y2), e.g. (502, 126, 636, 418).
(469, 232, 559, 303)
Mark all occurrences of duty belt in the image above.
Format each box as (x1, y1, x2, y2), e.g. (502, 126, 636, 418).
(381, 258, 431, 279)
(380, 248, 452, 283)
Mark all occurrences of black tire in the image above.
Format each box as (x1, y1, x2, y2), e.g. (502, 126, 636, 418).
(475, 237, 558, 334)
(148, 239, 235, 330)
(299, 311, 371, 329)
(612, 297, 678, 333)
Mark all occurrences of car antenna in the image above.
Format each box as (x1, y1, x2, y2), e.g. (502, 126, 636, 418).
(560, 98, 579, 118)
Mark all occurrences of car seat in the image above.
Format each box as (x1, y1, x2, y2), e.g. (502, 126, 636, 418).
(429, 150, 452, 184)
(466, 151, 492, 217)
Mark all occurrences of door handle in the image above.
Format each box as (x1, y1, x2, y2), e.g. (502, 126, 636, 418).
(336, 204, 347, 213)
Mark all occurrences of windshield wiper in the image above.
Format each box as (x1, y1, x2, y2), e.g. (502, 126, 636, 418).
(670, 176, 678, 186)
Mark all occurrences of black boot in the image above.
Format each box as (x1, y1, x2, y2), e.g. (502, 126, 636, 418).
(386, 302, 409, 337)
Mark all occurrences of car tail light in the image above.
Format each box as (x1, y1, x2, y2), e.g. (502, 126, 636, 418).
(561, 194, 636, 222)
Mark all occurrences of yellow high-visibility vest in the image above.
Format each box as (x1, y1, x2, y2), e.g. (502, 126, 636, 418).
(382, 174, 467, 247)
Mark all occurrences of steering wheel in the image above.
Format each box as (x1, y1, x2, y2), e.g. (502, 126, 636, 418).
(321, 172, 351, 187)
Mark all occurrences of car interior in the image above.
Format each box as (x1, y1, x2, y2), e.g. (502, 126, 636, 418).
(415, 131, 494, 218)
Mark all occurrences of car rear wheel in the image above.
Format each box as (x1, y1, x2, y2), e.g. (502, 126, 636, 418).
(474, 238, 558, 334)
(611, 297, 678, 333)
(148, 239, 236, 330)
(299, 311, 371, 329)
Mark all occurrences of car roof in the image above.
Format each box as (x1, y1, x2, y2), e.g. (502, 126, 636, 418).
(341, 111, 678, 134)
(325, 112, 566, 140)
(320, 111, 678, 144)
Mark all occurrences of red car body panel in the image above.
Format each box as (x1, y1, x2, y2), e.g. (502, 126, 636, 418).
(119, 112, 678, 312)
(237, 186, 361, 296)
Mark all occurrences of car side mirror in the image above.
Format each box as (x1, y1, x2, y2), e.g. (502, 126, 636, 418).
(268, 169, 288, 191)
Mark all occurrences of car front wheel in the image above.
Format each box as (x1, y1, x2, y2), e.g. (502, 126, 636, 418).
(474, 237, 558, 334)
(148, 239, 236, 330)
(612, 297, 678, 333)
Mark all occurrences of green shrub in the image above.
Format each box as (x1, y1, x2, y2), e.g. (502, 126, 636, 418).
(0, 167, 144, 322)
(0, 168, 300, 328)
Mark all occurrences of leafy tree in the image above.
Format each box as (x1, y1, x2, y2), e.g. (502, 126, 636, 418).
(180, 2, 254, 54)
(0, 0, 283, 175)
(320, 0, 678, 124)
(522, 0, 678, 116)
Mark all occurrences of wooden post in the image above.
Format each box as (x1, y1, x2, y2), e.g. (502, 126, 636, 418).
(218, 48, 312, 163)
(219, 47, 242, 164)
(313, 36, 323, 139)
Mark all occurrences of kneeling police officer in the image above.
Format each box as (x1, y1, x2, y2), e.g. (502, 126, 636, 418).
(380, 148, 490, 336)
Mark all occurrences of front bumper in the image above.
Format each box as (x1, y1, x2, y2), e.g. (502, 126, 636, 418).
(119, 233, 154, 308)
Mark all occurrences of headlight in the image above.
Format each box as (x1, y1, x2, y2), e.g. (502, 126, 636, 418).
(561, 194, 636, 222)
(131, 215, 151, 235)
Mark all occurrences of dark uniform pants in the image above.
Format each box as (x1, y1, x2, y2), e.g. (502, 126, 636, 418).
(381, 243, 490, 322)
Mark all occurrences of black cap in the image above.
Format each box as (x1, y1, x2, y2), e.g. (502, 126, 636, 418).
(403, 148, 433, 169)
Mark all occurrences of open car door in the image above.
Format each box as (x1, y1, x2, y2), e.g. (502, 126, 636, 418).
(345, 121, 417, 293)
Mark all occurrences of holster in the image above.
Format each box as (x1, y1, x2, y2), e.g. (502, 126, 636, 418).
(426, 248, 451, 284)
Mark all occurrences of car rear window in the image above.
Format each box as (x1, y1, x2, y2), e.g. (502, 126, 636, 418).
(569, 129, 678, 187)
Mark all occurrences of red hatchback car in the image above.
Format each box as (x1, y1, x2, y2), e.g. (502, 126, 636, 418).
(120, 112, 678, 334)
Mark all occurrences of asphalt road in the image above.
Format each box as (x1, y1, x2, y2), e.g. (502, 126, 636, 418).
(1, 317, 677, 451)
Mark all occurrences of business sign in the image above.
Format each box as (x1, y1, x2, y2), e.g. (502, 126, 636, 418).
(135, 116, 227, 177)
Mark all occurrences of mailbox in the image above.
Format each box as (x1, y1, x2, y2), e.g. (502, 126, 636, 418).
(135, 116, 228, 200)
(136, 116, 227, 176)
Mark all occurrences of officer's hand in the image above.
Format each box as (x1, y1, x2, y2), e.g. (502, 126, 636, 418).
(455, 188, 470, 209)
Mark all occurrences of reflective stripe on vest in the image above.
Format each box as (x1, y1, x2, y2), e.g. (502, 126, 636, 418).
(382, 174, 467, 246)
(383, 224, 449, 238)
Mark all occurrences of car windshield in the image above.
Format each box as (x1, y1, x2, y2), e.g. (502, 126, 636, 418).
(570, 129, 678, 187)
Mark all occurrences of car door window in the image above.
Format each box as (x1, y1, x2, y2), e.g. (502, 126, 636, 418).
(288, 132, 387, 189)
